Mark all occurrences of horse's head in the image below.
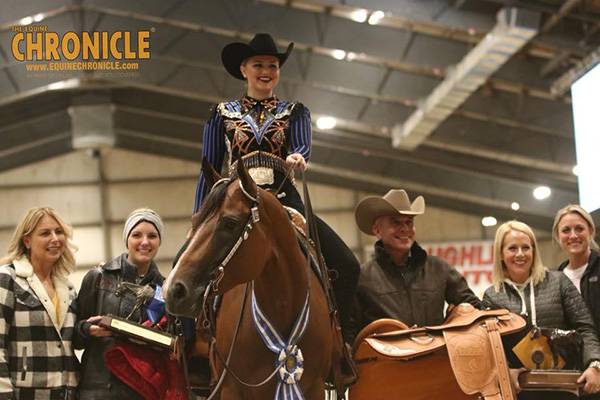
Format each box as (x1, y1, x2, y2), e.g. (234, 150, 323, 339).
(165, 158, 273, 317)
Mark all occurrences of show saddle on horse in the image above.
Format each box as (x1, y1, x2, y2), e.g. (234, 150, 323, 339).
(350, 303, 526, 400)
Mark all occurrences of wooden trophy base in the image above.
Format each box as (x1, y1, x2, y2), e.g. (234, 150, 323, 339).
(519, 370, 583, 391)
(99, 314, 176, 352)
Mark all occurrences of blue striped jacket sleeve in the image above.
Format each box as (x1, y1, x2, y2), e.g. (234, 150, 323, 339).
(288, 103, 312, 162)
(194, 106, 226, 214)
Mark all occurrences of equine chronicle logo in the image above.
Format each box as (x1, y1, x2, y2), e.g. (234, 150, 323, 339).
(10, 25, 151, 74)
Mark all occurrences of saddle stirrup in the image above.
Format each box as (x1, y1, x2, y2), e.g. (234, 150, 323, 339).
(486, 319, 514, 400)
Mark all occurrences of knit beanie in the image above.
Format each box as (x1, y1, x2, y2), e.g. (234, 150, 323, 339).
(123, 208, 164, 248)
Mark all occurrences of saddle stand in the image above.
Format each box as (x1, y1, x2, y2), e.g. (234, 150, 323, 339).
(351, 304, 526, 400)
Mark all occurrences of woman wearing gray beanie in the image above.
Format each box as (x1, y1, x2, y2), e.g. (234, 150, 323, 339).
(73, 208, 166, 400)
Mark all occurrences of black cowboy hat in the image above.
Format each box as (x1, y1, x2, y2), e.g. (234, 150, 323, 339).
(221, 33, 294, 80)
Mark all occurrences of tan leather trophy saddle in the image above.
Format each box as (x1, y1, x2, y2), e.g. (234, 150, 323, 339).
(350, 304, 526, 400)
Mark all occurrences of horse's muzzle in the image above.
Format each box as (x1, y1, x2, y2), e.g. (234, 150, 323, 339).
(165, 280, 206, 317)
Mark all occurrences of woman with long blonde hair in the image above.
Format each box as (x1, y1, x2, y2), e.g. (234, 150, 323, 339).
(0, 206, 79, 399)
(483, 220, 600, 399)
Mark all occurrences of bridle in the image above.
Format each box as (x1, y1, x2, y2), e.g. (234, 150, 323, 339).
(205, 178, 260, 293)
(196, 178, 275, 398)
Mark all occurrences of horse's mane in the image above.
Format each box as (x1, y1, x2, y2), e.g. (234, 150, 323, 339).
(192, 179, 234, 231)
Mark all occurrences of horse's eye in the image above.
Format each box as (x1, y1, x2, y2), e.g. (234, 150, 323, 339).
(224, 220, 238, 231)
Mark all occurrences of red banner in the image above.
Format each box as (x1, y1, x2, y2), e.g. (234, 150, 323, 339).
(423, 241, 494, 298)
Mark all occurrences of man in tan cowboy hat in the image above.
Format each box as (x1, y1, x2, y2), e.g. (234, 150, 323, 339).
(351, 189, 480, 338)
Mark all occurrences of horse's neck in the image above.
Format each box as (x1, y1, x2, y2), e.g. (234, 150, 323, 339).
(252, 200, 310, 329)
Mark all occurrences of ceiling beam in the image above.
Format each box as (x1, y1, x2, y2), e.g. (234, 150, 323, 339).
(256, 0, 584, 61)
(394, 7, 540, 150)
(0, 4, 568, 104)
(539, 0, 583, 34)
(423, 137, 573, 174)
(551, 44, 600, 95)
(481, 0, 600, 25)
(0, 49, 569, 139)
(314, 113, 574, 175)
(305, 162, 556, 221)
(0, 77, 573, 177)
(0, 132, 71, 158)
(111, 103, 579, 188)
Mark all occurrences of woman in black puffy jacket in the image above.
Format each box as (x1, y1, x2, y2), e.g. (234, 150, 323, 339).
(483, 220, 600, 399)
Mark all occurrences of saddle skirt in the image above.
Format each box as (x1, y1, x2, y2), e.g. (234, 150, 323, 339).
(351, 304, 526, 400)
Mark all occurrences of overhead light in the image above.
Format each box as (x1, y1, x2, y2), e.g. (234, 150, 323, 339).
(350, 9, 368, 23)
(332, 49, 347, 60)
(533, 186, 551, 200)
(316, 116, 337, 130)
(368, 10, 385, 25)
(511, 202, 520, 211)
(346, 52, 357, 61)
(20, 16, 33, 25)
(482, 216, 498, 227)
(572, 165, 579, 176)
(33, 13, 44, 22)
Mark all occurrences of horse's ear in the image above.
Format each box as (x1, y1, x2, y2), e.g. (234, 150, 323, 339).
(202, 157, 221, 190)
(236, 158, 257, 198)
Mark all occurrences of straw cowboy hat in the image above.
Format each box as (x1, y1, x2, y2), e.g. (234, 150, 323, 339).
(355, 190, 425, 235)
(221, 33, 294, 80)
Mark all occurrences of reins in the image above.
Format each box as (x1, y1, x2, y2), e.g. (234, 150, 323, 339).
(199, 168, 318, 397)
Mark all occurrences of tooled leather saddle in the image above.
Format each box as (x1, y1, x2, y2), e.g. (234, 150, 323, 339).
(350, 304, 526, 400)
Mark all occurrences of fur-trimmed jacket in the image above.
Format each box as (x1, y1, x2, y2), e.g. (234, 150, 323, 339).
(0, 258, 79, 400)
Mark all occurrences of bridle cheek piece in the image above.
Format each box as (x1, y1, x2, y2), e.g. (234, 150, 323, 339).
(204, 179, 260, 296)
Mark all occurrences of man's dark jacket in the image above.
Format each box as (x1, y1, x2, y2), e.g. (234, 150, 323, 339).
(354, 241, 481, 336)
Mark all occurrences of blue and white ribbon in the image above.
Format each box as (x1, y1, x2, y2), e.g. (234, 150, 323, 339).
(251, 283, 310, 400)
(146, 285, 166, 323)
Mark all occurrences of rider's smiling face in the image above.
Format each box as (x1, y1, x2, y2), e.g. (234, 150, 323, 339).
(240, 55, 280, 99)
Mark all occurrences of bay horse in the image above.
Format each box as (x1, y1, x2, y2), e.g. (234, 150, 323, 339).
(164, 159, 336, 399)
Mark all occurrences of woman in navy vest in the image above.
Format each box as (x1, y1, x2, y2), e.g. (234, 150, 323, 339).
(193, 33, 359, 341)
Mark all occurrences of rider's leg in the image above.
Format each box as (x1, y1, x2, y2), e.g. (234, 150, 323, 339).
(313, 215, 360, 343)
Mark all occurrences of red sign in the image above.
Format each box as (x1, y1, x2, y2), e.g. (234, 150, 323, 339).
(423, 241, 494, 298)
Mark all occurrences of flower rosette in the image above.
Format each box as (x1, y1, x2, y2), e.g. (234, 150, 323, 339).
(277, 345, 304, 384)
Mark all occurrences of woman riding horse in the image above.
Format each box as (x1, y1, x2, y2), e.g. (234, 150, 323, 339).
(165, 160, 337, 399)
(191, 33, 359, 340)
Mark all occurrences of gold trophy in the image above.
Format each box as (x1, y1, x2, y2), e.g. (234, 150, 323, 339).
(99, 282, 177, 352)
(515, 327, 583, 393)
